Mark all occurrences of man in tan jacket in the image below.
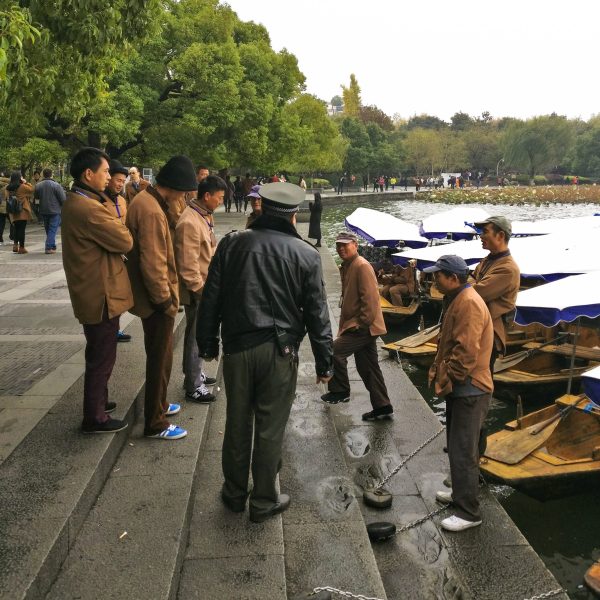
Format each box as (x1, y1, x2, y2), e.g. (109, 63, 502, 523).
(175, 175, 226, 402)
(61, 147, 133, 434)
(321, 231, 392, 421)
(124, 166, 149, 205)
(424, 255, 493, 532)
(126, 155, 197, 441)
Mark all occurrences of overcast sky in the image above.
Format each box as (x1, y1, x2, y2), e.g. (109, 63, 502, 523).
(224, 0, 599, 123)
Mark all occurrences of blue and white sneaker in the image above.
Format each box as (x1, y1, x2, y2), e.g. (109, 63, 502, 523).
(165, 403, 181, 416)
(146, 424, 187, 440)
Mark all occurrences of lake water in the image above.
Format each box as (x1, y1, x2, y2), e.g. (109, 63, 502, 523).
(321, 198, 600, 599)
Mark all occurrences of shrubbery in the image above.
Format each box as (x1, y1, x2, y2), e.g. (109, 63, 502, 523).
(311, 178, 332, 188)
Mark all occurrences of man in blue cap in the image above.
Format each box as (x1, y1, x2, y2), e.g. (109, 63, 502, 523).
(423, 255, 493, 532)
(197, 182, 333, 523)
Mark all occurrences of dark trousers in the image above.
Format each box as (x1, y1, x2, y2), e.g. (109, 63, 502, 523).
(142, 311, 174, 435)
(182, 299, 203, 393)
(13, 220, 26, 247)
(446, 393, 491, 521)
(478, 346, 499, 455)
(0, 213, 6, 242)
(221, 341, 298, 512)
(329, 329, 391, 409)
(82, 305, 120, 427)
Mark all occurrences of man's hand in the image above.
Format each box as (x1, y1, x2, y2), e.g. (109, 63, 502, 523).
(316, 375, 332, 384)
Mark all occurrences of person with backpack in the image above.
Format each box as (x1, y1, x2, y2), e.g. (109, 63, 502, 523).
(5, 170, 33, 254)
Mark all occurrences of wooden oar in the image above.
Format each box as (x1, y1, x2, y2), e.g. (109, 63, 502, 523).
(485, 395, 586, 465)
(390, 323, 441, 349)
(493, 334, 568, 373)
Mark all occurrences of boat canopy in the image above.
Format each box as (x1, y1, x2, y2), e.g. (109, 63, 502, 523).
(514, 271, 600, 327)
(344, 207, 429, 249)
(420, 207, 490, 240)
(511, 215, 600, 237)
(393, 224, 600, 280)
(582, 365, 600, 407)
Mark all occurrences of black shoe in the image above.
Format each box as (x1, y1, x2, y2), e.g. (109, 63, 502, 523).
(82, 418, 127, 434)
(249, 494, 291, 523)
(186, 385, 216, 403)
(202, 373, 217, 386)
(362, 405, 394, 421)
(321, 391, 350, 404)
(117, 330, 131, 342)
(105, 401, 117, 414)
(221, 491, 247, 513)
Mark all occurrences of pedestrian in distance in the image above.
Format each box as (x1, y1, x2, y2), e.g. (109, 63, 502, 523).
(242, 172, 254, 212)
(34, 168, 66, 255)
(337, 174, 345, 195)
(61, 147, 133, 434)
(321, 231, 393, 421)
(106, 159, 133, 343)
(0, 172, 8, 245)
(124, 166, 149, 205)
(233, 175, 244, 212)
(175, 175, 227, 404)
(197, 182, 333, 522)
(308, 191, 323, 247)
(126, 155, 198, 441)
(424, 255, 493, 532)
(5, 170, 33, 254)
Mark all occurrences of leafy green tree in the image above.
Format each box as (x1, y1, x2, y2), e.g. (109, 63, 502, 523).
(450, 111, 474, 131)
(404, 128, 440, 175)
(359, 105, 393, 131)
(340, 117, 371, 174)
(461, 127, 500, 173)
(405, 114, 447, 130)
(5, 137, 67, 175)
(502, 115, 575, 182)
(341, 73, 361, 117)
(330, 95, 343, 107)
(569, 119, 600, 177)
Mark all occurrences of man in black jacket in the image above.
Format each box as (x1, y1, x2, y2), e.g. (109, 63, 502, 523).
(197, 182, 333, 523)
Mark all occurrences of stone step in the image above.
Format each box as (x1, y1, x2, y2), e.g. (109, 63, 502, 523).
(46, 333, 218, 600)
(0, 314, 185, 600)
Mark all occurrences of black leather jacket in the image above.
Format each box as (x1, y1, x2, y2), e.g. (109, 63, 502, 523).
(196, 214, 333, 377)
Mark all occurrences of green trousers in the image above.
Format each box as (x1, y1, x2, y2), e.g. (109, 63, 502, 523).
(222, 341, 298, 512)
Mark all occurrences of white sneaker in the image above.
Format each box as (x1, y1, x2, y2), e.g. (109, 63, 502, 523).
(441, 515, 482, 532)
(435, 490, 453, 504)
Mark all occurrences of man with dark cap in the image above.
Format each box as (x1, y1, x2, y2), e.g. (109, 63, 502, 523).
(472, 215, 520, 453)
(424, 255, 493, 532)
(61, 147, 133, 434)
(106, 159, 133, 343)
(197, 182, 333, 522)
(126, 155, 197, 440)
(321, 231, 393, 421)
(244, 184, 262, 228)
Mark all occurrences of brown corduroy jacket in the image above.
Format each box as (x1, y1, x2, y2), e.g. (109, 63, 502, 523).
(472, 251, 520, 353)
(174, 201, 216, 306)
(6, 183, 33, 222)
(61, 187, 133, 324)
(124, 178, 149, 205)
(338, 254, 386, 337)
(125, 187, 179, 319)
(429, 284, 494, 398)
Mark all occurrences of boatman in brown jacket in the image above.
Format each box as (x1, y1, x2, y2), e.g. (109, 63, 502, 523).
(472, 215, 520, 453)
(61, 147, 133, 434)
(321, 231, 393, 421)
(424, 255, 494, 532)
(126, 155, 197, 440)
(174, 175, 227, 403)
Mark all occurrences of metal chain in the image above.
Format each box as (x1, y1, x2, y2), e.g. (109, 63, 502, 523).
(311, 586, 384, 600)
(523, 590, 565, 600)
(396, 504, 449, 533)
(375, 427, 445, 490)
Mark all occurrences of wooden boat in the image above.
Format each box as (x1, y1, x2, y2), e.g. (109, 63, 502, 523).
(384, 322, 546, 368)
(585, 560, 600, 596)
(379, 295, 420, 324)
(481, 393, 600, 499)
(493, 338, 600, 388)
